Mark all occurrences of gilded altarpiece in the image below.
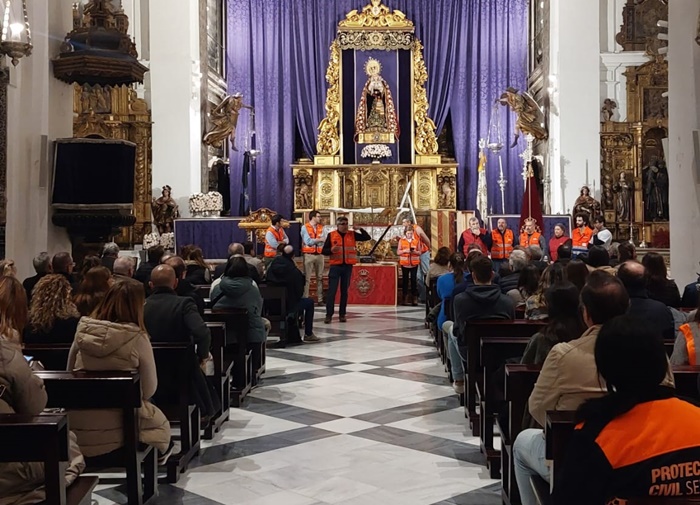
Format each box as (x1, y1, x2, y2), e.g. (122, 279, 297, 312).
(73, 84, 152, 245)
(293, 0, 457, 216)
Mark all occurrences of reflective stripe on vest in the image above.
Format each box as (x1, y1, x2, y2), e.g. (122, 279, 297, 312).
(520, 232, 541, 247)
(329, 231, 357, 266)
(302, 222, 324, 254)
(264, 226, 286, 257)
(399, 237, 421, 267)
(491, 230, 514, 260)
(680, 323, 698, 366)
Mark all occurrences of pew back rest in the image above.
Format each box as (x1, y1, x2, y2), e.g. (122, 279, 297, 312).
(37, 371, 142, 410)
(0, 413, 69, 463)
(467, 319, 546, 339)
(503, 364, 541, 442)
(23, 343, 71, 371)
(205, 308, 249, 346)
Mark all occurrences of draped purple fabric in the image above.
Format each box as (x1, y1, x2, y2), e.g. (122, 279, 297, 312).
(226, 0, 528, 215)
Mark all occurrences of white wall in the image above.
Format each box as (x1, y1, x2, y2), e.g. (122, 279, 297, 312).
(549, 0, 601, 212)
(668, 0, 700, 287)
(5, 0, 73, 280)
(148, 0, 202, 216)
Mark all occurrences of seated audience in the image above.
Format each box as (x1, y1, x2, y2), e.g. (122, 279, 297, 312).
(0, 258, 17, 277)
(617, 261, 675, 340)
(0, 338, 85, 504)
(144, 265, 217, 420)
(113, 257, 134, 279)
(243, 241, 265, 278)
(554, 315, 700, 504)
(617, 241, 636, 265)
(75, 255, 100, 285)
(528, 246, 547, 272)
(266, 245, 319, 345)
(24, 274, 81, 344)
(100, 242, 120, 272)
(437, 253, 465, 332)
(671, 295, 700, 365)
(184, 246, 212, 285)
(52, 252, 76, 285)
(212, 243, 261, 286)
(135, 245, 165, 288)
(681, 272, 700, 309)
(566, 259, 589, 292)
(521, 282, 585, 365)
(211, 257, 268, 345)
(425, 246, 450, 287)
(0, 276, 28, 349)
(507, 264, 539, 305)
(73, 266, 112, 316)
(548, 223, 570, 263)
(554, 242, 572, 265)
(22, 252, 51, 303)
(525, 263, 566, 320)
(589, 215, 612, 249)
(67, 278, 173, 463)
(607, 241, 620, 267)
(642, 251, 681, 308)
(499, 249, 527, 294)
(583, 245, 615, 275)
(513, 271, 672, 505)
(164, 256, 205, 315)
(451, 249, 502, 298)
(450, 256, 515, 393)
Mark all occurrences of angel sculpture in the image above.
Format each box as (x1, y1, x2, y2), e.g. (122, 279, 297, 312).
(203, 93, 253, 150)
(498, 87, 548, 147)
(601, 98, 617, 122)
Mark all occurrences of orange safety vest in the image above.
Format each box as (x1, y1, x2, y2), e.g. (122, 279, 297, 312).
(264, 226, 286, 257)
(408, 224, 430, 254)
(679, 323, 699, 366)
(398, 236, 421, 267)
(572, 226, 593, 247)
(329, 230, 357, 266)
(520, 231, 541, 248)
(491, 229, 514, 260)
(301, 222, 324, 254)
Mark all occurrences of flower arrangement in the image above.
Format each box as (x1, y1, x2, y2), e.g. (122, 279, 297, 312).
(361, 144, 392, 163)
(189, 191, 223, 217)
(143, 232, 175, 251)
(143, 232, 159, 250)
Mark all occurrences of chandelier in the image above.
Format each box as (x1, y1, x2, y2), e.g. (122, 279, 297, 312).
(486, 101, 504, 154)
(0, 0, 32, 66)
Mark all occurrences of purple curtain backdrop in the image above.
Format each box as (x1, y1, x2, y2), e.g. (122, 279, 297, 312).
(226, 0, 528, 216)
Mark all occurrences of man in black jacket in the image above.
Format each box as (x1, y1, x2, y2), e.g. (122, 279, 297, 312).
(145, 264, 216, 418)
(213, 243, 261, 283)
(266, 245, 319, 345)
(23, 252, 51, 303)
(163, 256, 205, 315)
(135, 245, 165, 288)
(618, 261, 675, 340)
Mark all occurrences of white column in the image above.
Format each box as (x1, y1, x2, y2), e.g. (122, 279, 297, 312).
(668, 0, 700, 287)
(549, 0, 601, 213)
(5, 0, 73, 279)
(148, 0, 202, 216)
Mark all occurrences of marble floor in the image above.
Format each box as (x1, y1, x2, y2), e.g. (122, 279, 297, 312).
(94, 306, 500, 505)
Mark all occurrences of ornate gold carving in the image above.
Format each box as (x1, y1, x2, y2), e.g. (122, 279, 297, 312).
(338, 0, 413, 30)
(616, 0, 668, 53)
(316, 40, 341, 156)
(337, 31, 413, 50)
(317, 169, 338, 210)
(360, 167, 390, 208)
(415, 169, 433, 209)
(412, 39, 438, 156)
(293, 169, 313, 211)
(238, 208, 289, 243)
(436, 169, 457, 210)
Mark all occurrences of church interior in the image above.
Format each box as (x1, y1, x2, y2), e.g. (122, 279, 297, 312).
(3, 0, 700, 504)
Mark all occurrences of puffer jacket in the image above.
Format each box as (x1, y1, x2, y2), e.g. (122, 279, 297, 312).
(211, 277, 266, 343)
(67, 318, 170, 457)
(0, 341, 85, 505)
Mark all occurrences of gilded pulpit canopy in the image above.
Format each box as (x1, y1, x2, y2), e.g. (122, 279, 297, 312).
(355, 58, 399, 144)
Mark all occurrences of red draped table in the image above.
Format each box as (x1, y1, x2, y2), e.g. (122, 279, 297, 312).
(334, 263, 397, 306)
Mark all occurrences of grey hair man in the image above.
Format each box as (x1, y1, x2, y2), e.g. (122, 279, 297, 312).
(23, 252, 52, 303)
(101, 242, 120, 272)
(113, 256, 135, 278)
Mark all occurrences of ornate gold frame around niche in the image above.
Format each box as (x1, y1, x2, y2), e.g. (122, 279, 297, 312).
(315, 0, 438, 165)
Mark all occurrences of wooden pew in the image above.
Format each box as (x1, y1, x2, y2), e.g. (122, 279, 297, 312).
(478, 336, 531, 478)
(259, 284, 287, 337)
(194, 284, 211, 299)
(23, 343, 70, 371)
(463, 320, 545, 437)
(0, 413, 99, 505)
(37, 371, 157, 505)
(501, 364, 541, 505)
(204, 322, 232, 439)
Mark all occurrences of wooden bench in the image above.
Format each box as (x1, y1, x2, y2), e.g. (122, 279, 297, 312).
(204, 322, 233, 439)
(501, 364, 541, 505)
(23, 343, 71, 371)
(37, 371, 157, 505)
(478, 336, 531, 478)
(463, 320, 545, 437)
(259, 284, 287, 337)
(194, 284, 211, 300)
(0, 413, 99, 505)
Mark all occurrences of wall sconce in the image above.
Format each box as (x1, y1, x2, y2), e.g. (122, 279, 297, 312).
(0, 0, 32, 66)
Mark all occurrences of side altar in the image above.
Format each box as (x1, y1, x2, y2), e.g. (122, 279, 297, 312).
(292, 0, 456, 215)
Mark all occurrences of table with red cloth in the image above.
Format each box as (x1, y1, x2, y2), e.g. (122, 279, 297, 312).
(333, 262, 397, 306)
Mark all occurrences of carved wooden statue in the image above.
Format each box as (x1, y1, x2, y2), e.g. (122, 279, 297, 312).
(151, 185, 180, 234)
(612, 172, 633, 222)
(498, 87, 548, 147)
(572, 185, 601, 221)
(203, 93, 253, 150)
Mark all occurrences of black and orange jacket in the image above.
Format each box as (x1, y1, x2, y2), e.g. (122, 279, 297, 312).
(553, 391, 700, 505)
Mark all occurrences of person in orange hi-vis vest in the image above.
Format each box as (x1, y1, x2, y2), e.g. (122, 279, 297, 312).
(571, 213, 593, 258)
(264, 214, 289, 269)
(402, 215, 431, 303)
(518, 218, 546, 253)
(491, 218, 514, 273)
(300, 210, 326, 305)
(397, 227, 421, 306)
(321, 216, 371, 324)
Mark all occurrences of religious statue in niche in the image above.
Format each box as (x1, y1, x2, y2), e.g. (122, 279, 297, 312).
(438, 174, 456, 209)
(601, 98, 617, 122)
(151, 185, 180, 234)
(203, 93, 253, 150)
(643, 158, 669, 221)
(612, 172, 634, 222)
(572, 185, 601, 221)
(345, 180, 354, 208)
(354, 58, 399, 144)
(294, 172, 313, 210)
(498, 87, 548, 147)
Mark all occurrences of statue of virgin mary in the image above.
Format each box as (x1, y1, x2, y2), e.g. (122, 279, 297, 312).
(354, 58, 400, 143)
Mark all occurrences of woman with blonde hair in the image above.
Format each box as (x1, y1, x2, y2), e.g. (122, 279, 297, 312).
(0, 275, 28, 349)
(67, 278, 173, 463)
(73, 266, 112, 316)
(24, 274, 81, 344)
(0, 258, 17, 277)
